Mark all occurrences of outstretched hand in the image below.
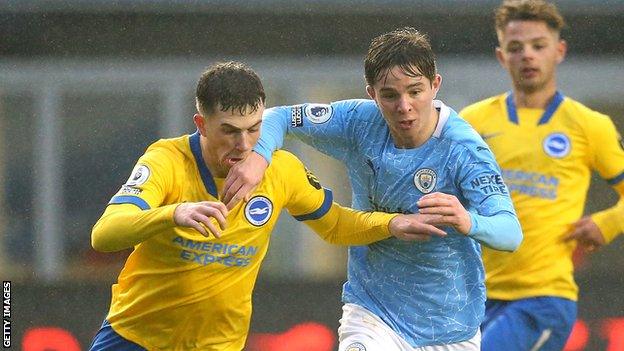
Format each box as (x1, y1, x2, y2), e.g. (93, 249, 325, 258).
(564, 216, 605, 252)
(222, 152, 268, 210)
(416, 192, 472, 235)
(174, 201, 228, 238)
(389, 213, 447, 241)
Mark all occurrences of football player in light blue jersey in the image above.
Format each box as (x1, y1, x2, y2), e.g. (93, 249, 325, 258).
(223, 28, 523, 350)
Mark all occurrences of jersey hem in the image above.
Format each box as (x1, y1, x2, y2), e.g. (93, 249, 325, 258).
(108, 322, 158, 351)
(486, 289, 578, 302)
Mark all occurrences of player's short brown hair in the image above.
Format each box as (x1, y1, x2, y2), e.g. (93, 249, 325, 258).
(364, 27, 436, 87)
(495, 0, 565, 33)
(196, 61, 266, 116)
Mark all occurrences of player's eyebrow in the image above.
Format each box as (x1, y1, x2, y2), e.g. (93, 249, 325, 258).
(379, 82, 424, 92)
(379, 87, 397, 92)
(249, 120, 262, 129)
(220, 120, 262, 131)
(406, 82, 424, 89)
(507, 36, 549, 45)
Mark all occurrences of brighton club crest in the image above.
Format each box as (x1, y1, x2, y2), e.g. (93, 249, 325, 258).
(543, 132, 571, 158)
(414, 168, 437, 194)
(244, 196, 273, 226)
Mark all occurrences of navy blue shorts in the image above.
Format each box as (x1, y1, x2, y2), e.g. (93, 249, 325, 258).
(481, 297, 577, 351)
(89, 320, 146, 351)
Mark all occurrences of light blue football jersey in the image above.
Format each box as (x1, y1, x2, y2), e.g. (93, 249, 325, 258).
(255, 99, 521, 347)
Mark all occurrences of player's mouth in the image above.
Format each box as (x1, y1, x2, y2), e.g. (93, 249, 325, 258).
(520, 67, 539, 79)
(397, 120, 415, 130)
(224, 157, 243, 166)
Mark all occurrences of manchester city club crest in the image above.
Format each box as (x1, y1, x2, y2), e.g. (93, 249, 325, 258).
(414, 168, 437, 193)
(543, 132, 571, 158)
(244, 196, 273, 226)
(345, 342, 366, 351)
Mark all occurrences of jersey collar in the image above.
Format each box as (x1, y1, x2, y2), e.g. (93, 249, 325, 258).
(432, 100, 450, 138)
(189, 130, 219, 198)
(505, 91, 565, 125)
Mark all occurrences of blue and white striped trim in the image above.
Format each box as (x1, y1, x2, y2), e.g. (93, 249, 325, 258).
(293, 188, 333, 221)
(189, 130, 219, 198)
(506, 91, 564, 125)
(109, 195, 151, 210)
(607, 170, 624, 186)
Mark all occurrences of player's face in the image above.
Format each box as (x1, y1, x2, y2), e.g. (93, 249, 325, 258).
(496, 20, 566, 94)
(366, 65, 441, 148)
(194, 104, 264, 178)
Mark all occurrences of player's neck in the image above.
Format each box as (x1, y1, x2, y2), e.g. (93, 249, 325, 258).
(513, 85, 558, 109)
(199, 137, 226, 179)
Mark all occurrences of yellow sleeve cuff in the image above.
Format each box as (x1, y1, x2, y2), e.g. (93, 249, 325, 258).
(591, 201, 624, 244)
(303, 203, 397, 245)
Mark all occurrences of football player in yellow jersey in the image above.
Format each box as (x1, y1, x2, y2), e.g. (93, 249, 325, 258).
(88, 61, 447, 351)
(460, 1, 624, 350)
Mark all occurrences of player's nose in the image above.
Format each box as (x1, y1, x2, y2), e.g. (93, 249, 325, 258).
(235, 132, 253, 151)
(396, 96, 412, 113)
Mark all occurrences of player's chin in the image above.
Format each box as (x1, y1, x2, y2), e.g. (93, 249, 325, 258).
(516, 80, 542, 94)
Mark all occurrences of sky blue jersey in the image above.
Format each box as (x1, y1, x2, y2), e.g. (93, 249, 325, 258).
(255, 99, 522, 347)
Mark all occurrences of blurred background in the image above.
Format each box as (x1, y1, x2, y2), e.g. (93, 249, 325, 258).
(1, 0, 624, 350)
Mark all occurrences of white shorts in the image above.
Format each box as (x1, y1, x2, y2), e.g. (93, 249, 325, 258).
(338, 303, 480, 351)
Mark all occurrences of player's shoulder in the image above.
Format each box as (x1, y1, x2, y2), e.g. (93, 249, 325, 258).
(332, 99, 382, 121)
(558, 96, 616, 136)
(561, 96, 611, 122)
(444, 113, 484, 144)
(269, 150, 302, 168)
(332, 98, 375, 110)
(265, 150, 320, 192)
(265, 150, 307, 181)
(459, 94, 506, 122)
(442, 108, 494, 160)
(143, 134, 190, 164)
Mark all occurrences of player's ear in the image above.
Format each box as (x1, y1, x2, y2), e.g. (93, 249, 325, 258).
(366, 85, 376, 100)
(495, 47, 506, 68)
(432, 74, 442, 98)
(556, 39, 567, 64)
(193, 113, 207, 136)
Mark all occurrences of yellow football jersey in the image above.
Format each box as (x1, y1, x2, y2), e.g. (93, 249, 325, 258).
(461, 92, 624, 301)
(96, 132, 394, 350)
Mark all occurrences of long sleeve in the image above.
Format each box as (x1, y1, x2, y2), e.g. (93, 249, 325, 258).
(91, 203, 179, 252)
(468, 210, 523, 251)
(591, 198, 624, 244)
(255, 101, 366, 163)
(277, 150, 396, 245)
(304, 202, 397, 245)
(254, 106, 290, 162)
(587, 115, 624, 244)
